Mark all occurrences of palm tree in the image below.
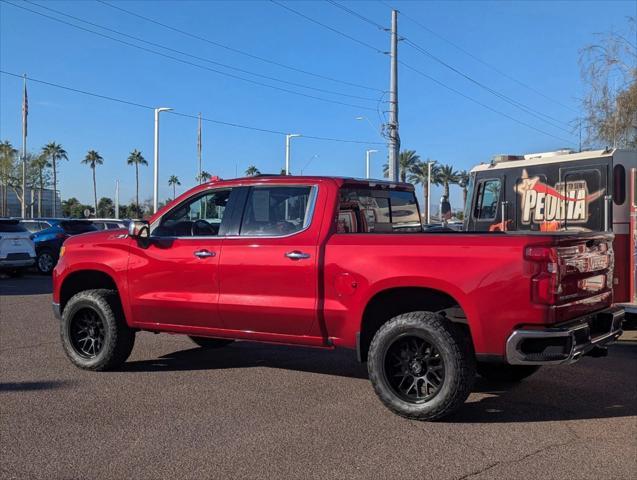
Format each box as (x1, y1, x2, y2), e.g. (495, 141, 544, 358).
(0, 141, 17, 216)
(383, 150, 421, 182)
(438, 164, 460, 198)
(82, 150, 103, 215)
(196, 170, 212, 183)
(408, 159, 441, 220)
(457, 170, 470, 207)
(168, 175, 181, 199)
(32, 154, 50, 217)
(41, 142, 68, 217)
(126, 149, 147, 209)
(245, 165, 261, 176)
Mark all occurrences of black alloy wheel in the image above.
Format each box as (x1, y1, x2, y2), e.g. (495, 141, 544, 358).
(383, 334, 445, 403)
(69, 308, 106, 359)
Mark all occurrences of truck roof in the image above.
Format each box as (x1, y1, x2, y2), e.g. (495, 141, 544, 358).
(206, 175, 415, 191)
(470, 148, 618, 173)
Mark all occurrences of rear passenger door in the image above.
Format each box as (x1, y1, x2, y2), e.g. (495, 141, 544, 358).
(218, 184, 320, 336)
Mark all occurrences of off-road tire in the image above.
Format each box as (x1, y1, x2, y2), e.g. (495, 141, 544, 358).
(60, 289, 135, 371)
(477, 363, 540, 382)
(189, 336, 234, 349)
(368, 311, 475, 421)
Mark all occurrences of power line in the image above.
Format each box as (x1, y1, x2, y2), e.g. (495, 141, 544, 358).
(325, 0, 386, 31)
(326, 0, 572, 131)
(3, 0, 377, 112)
(269, 1, 574, 142)
(325, 1, 571, 132)
(400, 61, 575, 145)
(270, 0, 385, 54)
(96, 0, 383, 93)
(379, 0, 579, 113)
(403, 38, 574, 134)
(0, 70, 385, 145)
(24, 0, 377, 103)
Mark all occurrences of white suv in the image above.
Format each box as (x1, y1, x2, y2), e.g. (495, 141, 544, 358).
(0, 219, 36, 276)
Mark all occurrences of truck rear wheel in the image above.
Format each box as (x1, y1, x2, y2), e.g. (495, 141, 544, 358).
(60, 289, 135, 371)
(189, 336, 234, 349)
(367, 311, 475, 421)
(477, 363, 540, 382)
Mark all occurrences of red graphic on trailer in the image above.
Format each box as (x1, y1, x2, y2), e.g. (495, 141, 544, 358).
(516, 169, 605, 225)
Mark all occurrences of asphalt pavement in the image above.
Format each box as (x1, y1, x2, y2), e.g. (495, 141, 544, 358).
(1, 274, 636, 480)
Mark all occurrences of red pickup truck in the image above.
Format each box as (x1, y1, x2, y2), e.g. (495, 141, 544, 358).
(52, 176, 624, 420)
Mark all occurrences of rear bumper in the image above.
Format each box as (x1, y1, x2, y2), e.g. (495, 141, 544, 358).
(0, 257, 35, 269)
(506, 307, 624, 365)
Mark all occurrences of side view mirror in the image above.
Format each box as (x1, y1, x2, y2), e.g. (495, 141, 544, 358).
(128, 220, 150, 239)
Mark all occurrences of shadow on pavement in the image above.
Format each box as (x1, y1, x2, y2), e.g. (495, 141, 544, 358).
(0, 275, 52, 296)
(122, 342, 637, 424)
(122, 342, 369, 379)
(0, 380, 74, 392)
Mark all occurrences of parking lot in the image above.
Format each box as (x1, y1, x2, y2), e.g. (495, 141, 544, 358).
(1, 274, 636, 480)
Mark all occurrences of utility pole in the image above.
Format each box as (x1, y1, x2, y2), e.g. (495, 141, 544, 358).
(21, 74, 27, 218)
(115, 180, 119, 219)
(387, 10, 400, 182)
(197, 112, 202, 184)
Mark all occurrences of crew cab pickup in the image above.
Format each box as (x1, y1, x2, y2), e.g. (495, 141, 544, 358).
(52, 176, 624, 420)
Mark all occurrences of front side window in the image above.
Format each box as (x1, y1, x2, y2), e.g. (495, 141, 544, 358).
(337, 187, 421, 233)
(474, 179, 501, 220)
(240, 186, 313, 236)
(153, 189, 231, 237)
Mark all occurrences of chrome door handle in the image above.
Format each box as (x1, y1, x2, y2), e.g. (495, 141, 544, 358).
(285, 250, 311, 260)
(194, 250, 216, 258)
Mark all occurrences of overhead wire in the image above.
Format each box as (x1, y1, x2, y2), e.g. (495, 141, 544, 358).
(270, 0, 385, 54)
(23, 0, 379, 103)
(0, 70, 386, 145)
(3, 0, 378, 112)
(96, 0, 384, 93)
(399, 62, 575, 145)
(379, 0, 580, 113)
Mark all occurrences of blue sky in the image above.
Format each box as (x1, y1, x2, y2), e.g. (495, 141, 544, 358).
(1, 0, 635, 210)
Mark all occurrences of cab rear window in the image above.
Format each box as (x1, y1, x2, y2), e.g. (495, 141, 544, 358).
(60, 221, 97, 234)
(338, 187, 421, 233)
(0, 220, 27, 233)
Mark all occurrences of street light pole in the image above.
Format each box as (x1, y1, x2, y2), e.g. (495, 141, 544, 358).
(365, 149, 378, 179)
(285, 134, 301, 175)
(153, 107, 172, 213)
(115, 179, 119, 219)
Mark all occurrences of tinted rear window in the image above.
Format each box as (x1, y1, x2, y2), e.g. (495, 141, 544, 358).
(60, 221, 97, 234)
(338, 187, 421, 233)
(0, 220, 27, 233)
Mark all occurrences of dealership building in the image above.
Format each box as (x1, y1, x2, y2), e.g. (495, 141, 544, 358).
(0, 184, 62, 218)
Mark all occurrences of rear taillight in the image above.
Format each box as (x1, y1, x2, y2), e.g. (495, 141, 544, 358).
(55, 233, 66, 240)
(525, 245, 561, 305)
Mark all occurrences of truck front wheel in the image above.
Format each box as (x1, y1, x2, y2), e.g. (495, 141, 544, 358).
(60, 289, 135, 371)
(477, 363, 540, 382)
(367, 311, 475, 421)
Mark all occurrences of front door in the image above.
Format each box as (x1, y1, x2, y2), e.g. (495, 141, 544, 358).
(218, 184, 320, 336)
(127, 187, 235, 329)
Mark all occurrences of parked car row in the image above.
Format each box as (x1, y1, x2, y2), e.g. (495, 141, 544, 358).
(0, 217, 129, 275)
